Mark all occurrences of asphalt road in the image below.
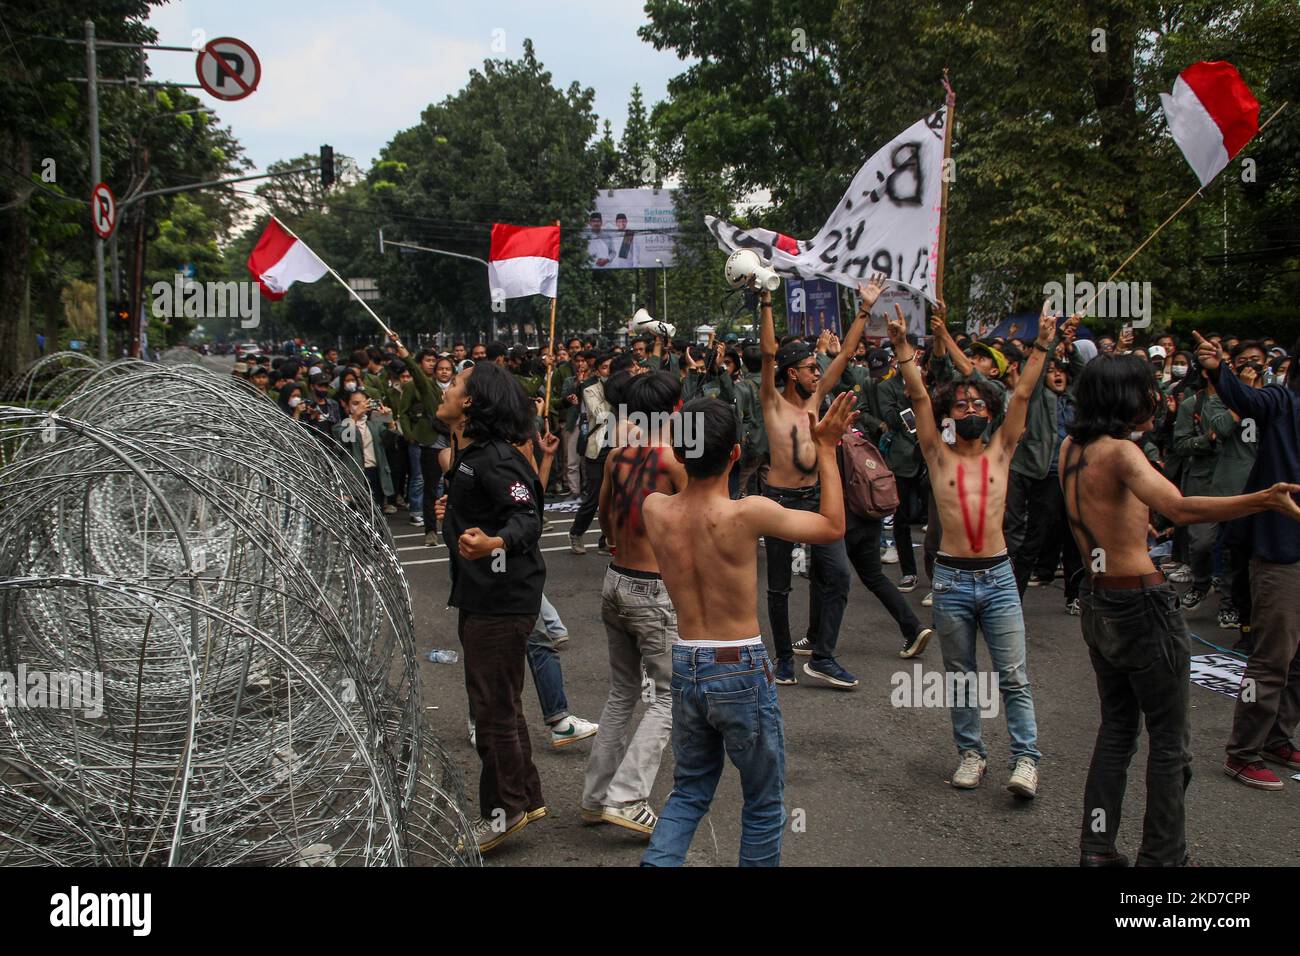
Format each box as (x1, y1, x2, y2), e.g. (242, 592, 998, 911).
(398, 505, 1300, 868)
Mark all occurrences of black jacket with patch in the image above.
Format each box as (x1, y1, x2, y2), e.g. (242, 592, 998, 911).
(443, 437, 545, 616)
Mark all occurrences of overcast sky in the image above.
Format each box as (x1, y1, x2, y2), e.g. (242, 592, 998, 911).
(145, 0, 688, 173)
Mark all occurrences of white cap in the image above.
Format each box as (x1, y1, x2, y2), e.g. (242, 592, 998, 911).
(1148, 345, 1167, 360)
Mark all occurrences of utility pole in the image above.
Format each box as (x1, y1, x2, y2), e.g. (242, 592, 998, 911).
(86, 20, 107, 361)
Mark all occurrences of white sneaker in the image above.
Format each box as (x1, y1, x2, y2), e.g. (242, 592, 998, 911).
(409, 514, 425, 526)
(1007, 757, 1039, 799)
(550, 715, 598, 749)
(951, 751, 987, 789)
(597, 800, 658, 836)
(383, 504, 397, 515)
(921, 591, 933, 607)
(881, 546, 899, 565)
(467, 718, 476, 748)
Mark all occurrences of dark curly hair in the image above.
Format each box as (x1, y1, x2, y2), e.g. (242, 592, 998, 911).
(930, 377, 1005, 427)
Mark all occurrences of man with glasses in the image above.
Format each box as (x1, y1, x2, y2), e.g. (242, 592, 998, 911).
(757, 272, 886, 688)
(885, 301, 1056, 800)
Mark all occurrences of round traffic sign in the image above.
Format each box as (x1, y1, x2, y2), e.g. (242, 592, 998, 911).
(90, 182, 116, 239)
(195, 37, 261, 101)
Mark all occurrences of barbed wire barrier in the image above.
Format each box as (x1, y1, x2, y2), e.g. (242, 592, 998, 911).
(0, 355, 478, 866)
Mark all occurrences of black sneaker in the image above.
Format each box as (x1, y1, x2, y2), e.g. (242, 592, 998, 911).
(1180, 587, 1209, 611)
(773, 656, 798, 685)
(898, 574, 918, 593)
(899, 627, 933, 659)
(791, 637, 814, 656)
(1217, 608, 1240, 630)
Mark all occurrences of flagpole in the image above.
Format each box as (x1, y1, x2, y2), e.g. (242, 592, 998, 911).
(933, 69, 957, 307)
(1076, 100, 1289, 316)
(542, 220, 560, 423)
(270, 215, 400, 344)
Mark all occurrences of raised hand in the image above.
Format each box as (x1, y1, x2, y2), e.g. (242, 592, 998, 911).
(538, 429, 560, 456)
(1192, 330, 1222, 372)
(857, 273, 888, 312)
(1239, 364, 1258, 387)
(1060, 312, 1081, 342)
(388, 331, 409, 359)
(816, 330, 832, 354)
(1037, 299, 1057, 347)
(809, 390, 857, 448)
(887, 303, 909, 350)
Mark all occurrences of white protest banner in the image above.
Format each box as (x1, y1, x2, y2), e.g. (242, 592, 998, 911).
(705, 106, 948, 304)
(1189, 653, 1246, 699)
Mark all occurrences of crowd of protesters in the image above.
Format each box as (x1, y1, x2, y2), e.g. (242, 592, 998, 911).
(227, 300, 1300, 867)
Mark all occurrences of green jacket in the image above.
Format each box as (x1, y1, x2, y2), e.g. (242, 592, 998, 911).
(1010, 339, 1080, 480)
(1204, 393, 1257, 496)
(681, 368, 734, 402)
(732, 373, 766, 463)
(817, 353, 884, 439)
(1173, 391, 1218, 496)
(876, 372, 921, 479)
(398, 354, 444, 446)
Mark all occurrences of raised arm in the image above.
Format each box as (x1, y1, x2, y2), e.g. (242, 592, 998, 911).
(816, 274, 885, 405)
(931, 303, 973, 375)
(995, 302, 1054, 454)
(886, 304, 942, 460)
(758, 288, 779, 405)
(1197, 330, 1279, 424)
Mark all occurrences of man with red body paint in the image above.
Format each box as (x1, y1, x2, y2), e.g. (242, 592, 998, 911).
(886, 302, 1056, 799)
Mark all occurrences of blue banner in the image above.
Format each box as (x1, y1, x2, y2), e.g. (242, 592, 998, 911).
(785, 277, 842, 338)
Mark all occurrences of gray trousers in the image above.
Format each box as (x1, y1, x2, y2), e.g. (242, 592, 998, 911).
(1226, 558, 1300, 762)
(582, 567, 675, 809)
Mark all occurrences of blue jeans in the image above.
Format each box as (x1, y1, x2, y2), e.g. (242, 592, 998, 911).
(406, 443, 424, 513)
(527, 594, 568, 724)
(932, 558, 1041, 766)
(642, 644, 786, 867)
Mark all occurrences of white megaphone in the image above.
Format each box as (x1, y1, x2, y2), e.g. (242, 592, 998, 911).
(631, 307, 676, 340)
(724, 248, 781, 292)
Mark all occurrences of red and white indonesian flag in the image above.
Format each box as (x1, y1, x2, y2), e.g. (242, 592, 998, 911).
(246, 217, 329, 300)
(1160, 61, 1260, 187)
(488, 223, 559, 299)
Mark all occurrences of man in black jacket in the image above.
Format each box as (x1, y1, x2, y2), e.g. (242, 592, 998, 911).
(437, 361, 547, 854)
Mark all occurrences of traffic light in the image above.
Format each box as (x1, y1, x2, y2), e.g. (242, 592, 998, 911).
(320, 144, 334, 189)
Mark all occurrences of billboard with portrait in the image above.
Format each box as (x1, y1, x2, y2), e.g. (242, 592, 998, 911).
(585, 189, 678, 269)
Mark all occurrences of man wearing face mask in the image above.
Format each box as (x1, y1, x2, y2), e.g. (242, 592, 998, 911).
(887, 302, 1057, 800)
(1197, 334, 1300, 790)
(1202, 342, 1269, 633)
(759, 275, 887, 689)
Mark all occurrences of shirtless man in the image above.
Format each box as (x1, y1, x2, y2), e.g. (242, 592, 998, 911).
(887, 301, 1054, 798)
(581, 372, 688, 838)
(759, 273, 886, 687)
(639, 391, 857, 867)
(1059, 351, 1300, 867)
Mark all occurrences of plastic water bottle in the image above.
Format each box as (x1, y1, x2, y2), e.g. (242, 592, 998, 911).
(426, 649, 459, 664)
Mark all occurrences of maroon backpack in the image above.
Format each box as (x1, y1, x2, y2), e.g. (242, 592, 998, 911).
(839, 429, 900, 520)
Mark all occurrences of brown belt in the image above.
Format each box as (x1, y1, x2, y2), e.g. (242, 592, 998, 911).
(1091, 571, 1166, 590)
